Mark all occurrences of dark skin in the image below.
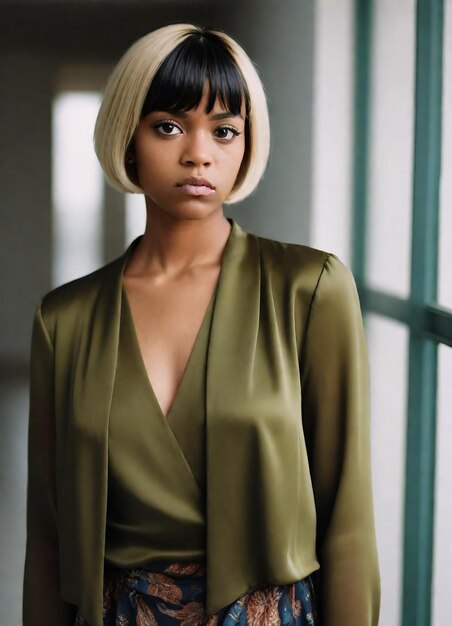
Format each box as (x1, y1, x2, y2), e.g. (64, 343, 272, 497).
(122, 86, 247, 419)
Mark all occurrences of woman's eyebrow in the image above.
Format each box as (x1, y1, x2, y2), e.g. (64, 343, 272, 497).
(210, 111, 244, 121)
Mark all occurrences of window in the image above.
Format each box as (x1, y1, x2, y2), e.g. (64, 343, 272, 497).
(52, 91, 103, 287)
(355, 2, 451, 625)
(312, 1, 451, 624)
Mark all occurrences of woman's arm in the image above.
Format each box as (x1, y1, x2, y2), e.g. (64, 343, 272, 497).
(23, 302, 77, 626)
(300, 253, 381, 625)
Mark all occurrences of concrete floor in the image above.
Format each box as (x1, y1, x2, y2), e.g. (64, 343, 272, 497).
(0, 375, 29, 626)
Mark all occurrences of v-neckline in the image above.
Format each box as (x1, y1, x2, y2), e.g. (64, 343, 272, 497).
(121, 276, 217, 424)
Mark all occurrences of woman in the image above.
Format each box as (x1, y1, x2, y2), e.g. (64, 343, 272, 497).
(23, 23, 381, 626)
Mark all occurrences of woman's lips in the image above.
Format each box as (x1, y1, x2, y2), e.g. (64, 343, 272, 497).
(176, 184, 216, 196)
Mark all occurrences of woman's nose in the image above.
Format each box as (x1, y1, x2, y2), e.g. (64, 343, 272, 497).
(181, 132, 213, 167)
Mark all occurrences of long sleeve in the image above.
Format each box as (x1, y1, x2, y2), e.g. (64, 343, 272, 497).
(300, 253, 381, 625)
(23, 302, 76, 626)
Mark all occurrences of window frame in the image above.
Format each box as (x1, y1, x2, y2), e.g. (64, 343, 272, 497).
(352, 1, 450, 625)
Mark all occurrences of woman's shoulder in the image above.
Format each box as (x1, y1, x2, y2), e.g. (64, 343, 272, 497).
(254, 230, 352, 286)
(37, 254, 124, 335)
(256, 229, 328, 263)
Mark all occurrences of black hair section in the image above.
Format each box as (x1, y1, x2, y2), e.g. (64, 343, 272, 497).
(140, 29, 251, 119)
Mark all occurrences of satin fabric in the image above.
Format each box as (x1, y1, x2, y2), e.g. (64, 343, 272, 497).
(23, 218, 381, 626)
(104, 284, 215, 566)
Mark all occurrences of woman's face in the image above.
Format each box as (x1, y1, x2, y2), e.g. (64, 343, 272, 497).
(131, 85, 247, 221)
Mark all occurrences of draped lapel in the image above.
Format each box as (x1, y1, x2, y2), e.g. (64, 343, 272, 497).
(205, 220, 264, 616)
(204, 218, 306, 617)
(58, 236, 141, 621)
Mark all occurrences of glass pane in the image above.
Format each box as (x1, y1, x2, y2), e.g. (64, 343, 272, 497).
(431, 344, 452, 625)
(125, 193, 146, 245)
(311, 0, 354, 266)
(52, 92, 103, 287)
(438, 1, 452, 310)
(366, 0, 415, 297)
(365, 313, 409, 626)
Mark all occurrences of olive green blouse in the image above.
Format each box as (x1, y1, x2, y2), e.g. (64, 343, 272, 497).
(23, 218, 381, 626)
(105, 287, 216, 566)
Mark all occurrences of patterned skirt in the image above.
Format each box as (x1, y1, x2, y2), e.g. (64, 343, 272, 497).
(74, 559, 317, 625)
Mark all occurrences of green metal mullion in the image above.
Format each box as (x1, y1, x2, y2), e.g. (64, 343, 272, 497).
(359, 287, 412, 326)
(359, 288, 452, 347)
(403, 339, 438, 625)
(351, 0, 373, 285)
(402, 1, 444, 625)
(425, 306, 452, 347)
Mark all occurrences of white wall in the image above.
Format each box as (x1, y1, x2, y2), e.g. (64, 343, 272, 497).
(311, 0, 354, 265)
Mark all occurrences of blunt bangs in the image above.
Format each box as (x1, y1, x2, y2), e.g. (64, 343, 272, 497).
(140, 33, 251, 119)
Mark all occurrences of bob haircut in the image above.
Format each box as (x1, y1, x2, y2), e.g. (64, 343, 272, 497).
(94, 23, 270, 204)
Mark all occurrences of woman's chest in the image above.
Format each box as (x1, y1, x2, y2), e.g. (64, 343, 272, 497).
(122, 271, 219, 419)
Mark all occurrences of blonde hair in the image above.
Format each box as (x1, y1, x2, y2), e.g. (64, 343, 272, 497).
(93, 23, 270, 204)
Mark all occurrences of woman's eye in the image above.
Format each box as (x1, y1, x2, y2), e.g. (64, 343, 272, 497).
(154, 121, 181, 136)
(214, 126, 240, 141)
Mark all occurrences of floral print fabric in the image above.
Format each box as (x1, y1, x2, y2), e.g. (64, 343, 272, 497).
(74, 560, 317, 625)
